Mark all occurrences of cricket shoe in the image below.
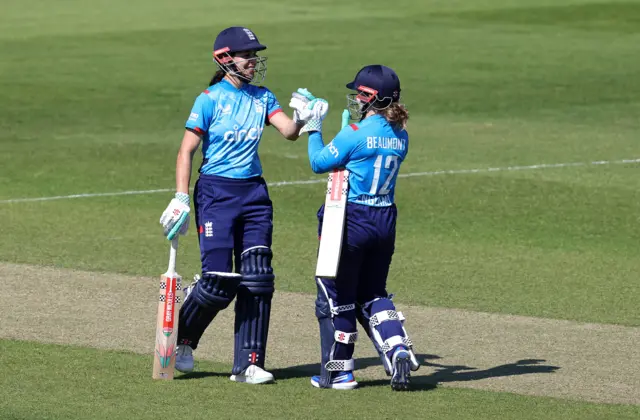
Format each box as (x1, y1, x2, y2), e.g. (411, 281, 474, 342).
(230, 365, 275, 384)
(311, 371, 358, 390)
(175, 344, 194, 373)
(390, 347, 411, 391)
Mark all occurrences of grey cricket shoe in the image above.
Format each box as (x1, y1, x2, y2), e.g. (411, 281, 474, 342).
(175, 344, 194, 373)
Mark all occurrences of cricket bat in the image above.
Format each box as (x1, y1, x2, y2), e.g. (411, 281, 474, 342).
(315, 109, 351, 278)
(152, 237, 182, 380)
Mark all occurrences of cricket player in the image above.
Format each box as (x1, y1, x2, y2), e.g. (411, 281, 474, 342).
(294, 65, 420, 390)
(159, 26, 327, 384)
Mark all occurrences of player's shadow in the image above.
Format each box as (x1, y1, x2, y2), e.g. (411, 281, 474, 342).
(269, 354, 437, 382)
(358, 357, 560, 390)
(174, 371, 230, 380)
(272, 355, 559, 391)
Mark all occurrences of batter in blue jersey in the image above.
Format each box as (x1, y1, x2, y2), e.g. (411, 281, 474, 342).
(158, 26, 328, 385)
(295, 65, 420, 391)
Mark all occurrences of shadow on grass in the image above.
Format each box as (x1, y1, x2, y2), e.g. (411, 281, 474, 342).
(174, 371, 230, 380)
(271, 355, 560, 391)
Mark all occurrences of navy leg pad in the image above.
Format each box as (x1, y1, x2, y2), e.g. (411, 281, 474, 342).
(315, 277, 357, 388)
(358, 297, 403, 374)
(178, 272, 240, 349)
(232, 247, 275, 374)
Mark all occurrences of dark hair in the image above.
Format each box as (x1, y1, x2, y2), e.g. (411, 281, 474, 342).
(377, 102, 409, 129)
(208, 69, 226, 87)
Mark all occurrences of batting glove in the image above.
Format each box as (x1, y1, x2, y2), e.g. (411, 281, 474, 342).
(160, 192, 190, 240)
(300, 119, 323, 134)
(289, 88, 329, 124)
(289, 88, 315, 124)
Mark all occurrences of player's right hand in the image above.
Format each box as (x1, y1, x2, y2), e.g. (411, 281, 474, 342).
(160, 192, 190, 240)
(290, 88, 329, 124)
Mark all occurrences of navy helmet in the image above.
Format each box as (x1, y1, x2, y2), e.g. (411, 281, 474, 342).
(212, 27, 268, 84)
(346, 65, 401, 120)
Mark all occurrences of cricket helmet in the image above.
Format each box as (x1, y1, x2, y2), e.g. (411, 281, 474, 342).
(212, 27, 268, 84)
(346, 65, 401, 120)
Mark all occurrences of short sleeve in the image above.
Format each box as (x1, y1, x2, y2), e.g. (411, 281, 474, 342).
(185, 92, 214, 135)
(265, 89, 283, 123)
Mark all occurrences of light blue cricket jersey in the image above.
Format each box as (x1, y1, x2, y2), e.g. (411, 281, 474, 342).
(308, 114, 409, 207)
(185, 79, 282, 178)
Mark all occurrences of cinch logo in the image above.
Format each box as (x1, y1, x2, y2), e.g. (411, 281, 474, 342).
(223, 125, 264, 141)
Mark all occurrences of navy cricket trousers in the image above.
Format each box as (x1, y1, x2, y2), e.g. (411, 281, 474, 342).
(317, 202, 397, 303)
(194, 174, 273, 273)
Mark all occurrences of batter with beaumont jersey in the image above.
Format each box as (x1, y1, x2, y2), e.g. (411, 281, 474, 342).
(293, 65, 420, 390)
(159, 26, 327, 384)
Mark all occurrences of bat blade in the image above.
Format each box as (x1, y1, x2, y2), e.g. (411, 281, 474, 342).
(153, 239, 182, 380)
(315, 168, 349, 278)
(315, 109, 351, 279)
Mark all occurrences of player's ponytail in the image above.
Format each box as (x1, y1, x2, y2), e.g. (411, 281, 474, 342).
(207, 69, 226, 87)
(378, 103, 409, 130)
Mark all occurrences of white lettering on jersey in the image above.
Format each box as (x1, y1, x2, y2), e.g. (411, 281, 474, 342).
(188, 112, 199, 121)
(354, 194, 392, 206)
(366, 137, 406, 150)
(223, 125, 264, 141)
(328, 141, 339, 158)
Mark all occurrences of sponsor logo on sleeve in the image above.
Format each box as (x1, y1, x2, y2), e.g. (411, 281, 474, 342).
(328, 142, 339, 158)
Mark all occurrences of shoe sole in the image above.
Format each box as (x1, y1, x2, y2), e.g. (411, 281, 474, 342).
(229, 374, 275, 384)
(391, 355, 411, 391)
(310, 378, 358, 390)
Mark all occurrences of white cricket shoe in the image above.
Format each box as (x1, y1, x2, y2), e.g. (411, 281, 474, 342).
(229, 365, 275, 384)
(175, 344, 194, 373)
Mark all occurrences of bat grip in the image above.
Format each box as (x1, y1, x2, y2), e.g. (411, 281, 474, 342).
(167, 237, 178, 274)
(341, 109, 350, 129)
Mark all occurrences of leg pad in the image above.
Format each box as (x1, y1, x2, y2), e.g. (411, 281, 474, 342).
(232, 247, 275, 374)
(178, 272, 241, 349)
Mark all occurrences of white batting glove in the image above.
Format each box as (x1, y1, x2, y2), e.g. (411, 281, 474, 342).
(289, 88, 329, 124)
(159, 192, 190, 240)
(300, 119, 323, 134)
(289, 88, 314, 124)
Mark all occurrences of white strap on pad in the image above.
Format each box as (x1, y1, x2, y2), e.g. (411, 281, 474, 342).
(324, 358, 355, 372)
(369, 310, 405, 327)
(334, 330, 358, 344)
(380, 335, 414, 354)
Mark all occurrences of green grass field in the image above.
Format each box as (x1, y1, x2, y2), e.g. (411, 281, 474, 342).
(1, 0, 639, 418)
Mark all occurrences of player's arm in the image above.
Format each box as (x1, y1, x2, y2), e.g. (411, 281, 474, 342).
(160, 130, 200, 239)
(307, 128, 354, 174)
(269, 110, 303, 141)
(160, 93, 210, 239)
(176, 130, 201, 194)
(263, 88, 303, 141)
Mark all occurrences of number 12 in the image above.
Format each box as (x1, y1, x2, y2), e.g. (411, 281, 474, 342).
(369, 155, 399, 195)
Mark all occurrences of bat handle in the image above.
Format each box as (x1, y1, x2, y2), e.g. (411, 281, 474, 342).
(167, 237, 178, 274)
(341, 109, 350, 129)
